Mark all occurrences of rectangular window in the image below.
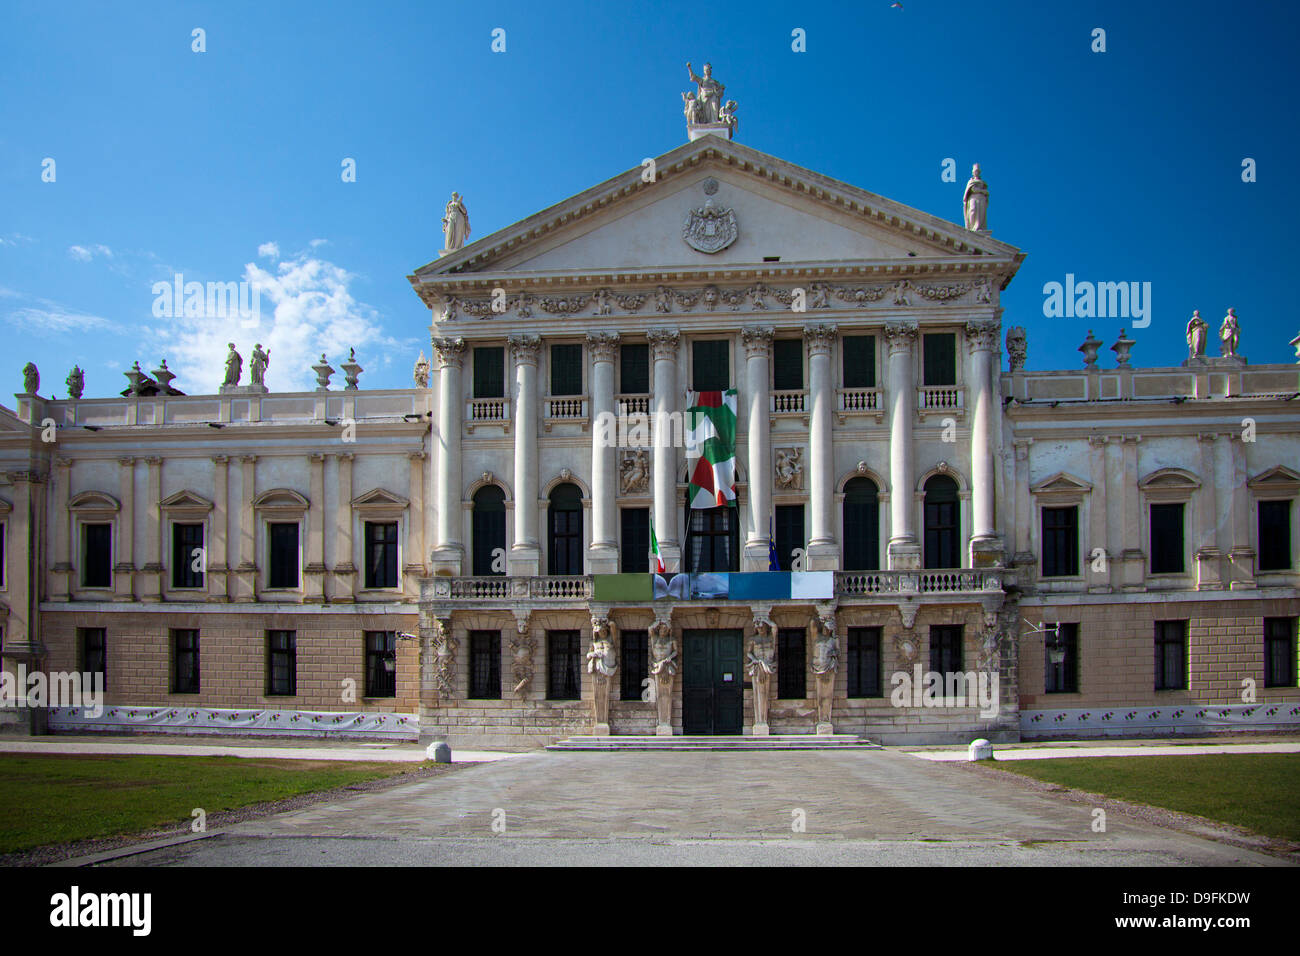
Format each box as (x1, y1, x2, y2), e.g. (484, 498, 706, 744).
(171, 522, 205, 589)
(777, 628, 806, 700)
(1259, 500, 1292, 571)
(550, 343, 583, 396)
(268, 522, 299, 589)
(846, 627, 882, 698)
(929, 625, 963, 675)
(266, 630, 297, 696)
(468, 630, 501, 700)
(1154, 620, 1188, 691)
(79, 628, 107, 688)
(621, 508, 650, 573)
(171, 629, 200, 694)
(1264, 617, 1296, 688)
(1041, 506, 1079, 578)
(772, 339, 803, 391)
(365, 631, 397, 698)
(1150, 503, 1185, 574)
(922, 333, 956, 386)
(82, 523, 112, 588)
(774, 504, 804, 572)
(692, 339, 729, 391)
(547, 631, 581, 700)
(364, 521, 399, 589)
(1044, 622, 1080, 693)
(620, 343, 649, 394)
(620, 629, 649, 702)
(842, 335, 877, 389)
(685, 506, 738, 573)
(473, 346, 504, 399)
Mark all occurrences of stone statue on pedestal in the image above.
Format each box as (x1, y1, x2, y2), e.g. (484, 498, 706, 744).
(963, 164, 989, 231)
(249, 344, 270, 386)
(1186, 310, 1208, 360)
(22, 362, 39, 395)
(586, 618, 616, 735)
(649, 620, 678, 736)
(747, 620, 776, 736)
(685, 62, 724, 123)
(811, 614, 839, 735)
(1220, 308, 1241, 359)
(223, 344, 242, 386)
(442, 192, 470, 252)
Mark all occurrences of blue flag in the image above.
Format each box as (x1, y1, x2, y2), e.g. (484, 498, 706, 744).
(768, 516, 780, 571)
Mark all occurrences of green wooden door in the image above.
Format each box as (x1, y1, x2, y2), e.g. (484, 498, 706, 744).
(682, 630, 744, 734)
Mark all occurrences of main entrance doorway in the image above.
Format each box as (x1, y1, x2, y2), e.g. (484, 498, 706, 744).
(682, 629, 744, 734)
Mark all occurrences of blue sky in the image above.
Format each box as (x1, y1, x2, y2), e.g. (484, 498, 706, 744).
(2, 0, 1297, 397)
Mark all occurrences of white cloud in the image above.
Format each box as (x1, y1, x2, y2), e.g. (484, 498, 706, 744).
(308, 238, 329, 248)
(68, 243, 113, 262)
(3, 288, 120, 333)
(142, 246, 404, 393)
(0, 233, 36, 247)
(257, 241, 280, 259)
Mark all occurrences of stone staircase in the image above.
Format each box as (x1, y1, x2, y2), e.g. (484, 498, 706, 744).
(547, 734, 882, 752)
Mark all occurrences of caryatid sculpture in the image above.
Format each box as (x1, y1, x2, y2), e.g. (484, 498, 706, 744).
(685, 61, 725, 124)
(441, 192, 470, 252)
(1220, 308, 1241, 359)
(649, 620, 678, 736)
(811, 615, 839, 734)
(746, 620, 776, 736)
(1186, 310, 1208, 360)
(586, 618, 617, 735)
(963, 163, 989, 231)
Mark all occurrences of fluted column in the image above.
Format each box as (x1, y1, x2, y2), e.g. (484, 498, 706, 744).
(966, 321, 1001, 564)
(884, 322, 920, 569)
(647, 328, 681, 570)
(588, 332, 620, 573)
(509, 334, 542, 576)
(804, 325, 838, 568)
(742, 326, 774, 570)
(431, 336, 466, 574)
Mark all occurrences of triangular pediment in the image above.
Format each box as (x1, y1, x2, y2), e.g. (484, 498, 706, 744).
(1248, 465, 1300, 492)
(1031, 472, 1092, 495)
(410, 137, 1022, 302)
(352, 488, 409, 510)
(160, 490, 214, 512)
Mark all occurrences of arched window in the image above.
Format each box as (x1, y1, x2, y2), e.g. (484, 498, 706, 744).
(843, 477, 880, 571)
(548, 483, 583, 575)
(923, 475, 960, 569)
(471, 486, 506, 576)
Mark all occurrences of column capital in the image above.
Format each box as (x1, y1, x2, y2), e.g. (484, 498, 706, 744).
(586, 331, 620, 363)
(212, 454, 230, 464)
(646, 328, 680, 360)
(964, 320, 1000, 353)
(118, 457, 135, 468)
(508, 333, 542, 364)
(741, 326, 774, 358)
(240, 454, 258, 464)
(431, 336, 467, 369)
(802, 324, 838, 356)
(883, 320, 919, 351)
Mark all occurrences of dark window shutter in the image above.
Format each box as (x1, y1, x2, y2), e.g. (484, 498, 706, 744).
(1154, 620, 1187, 690)
(923, 333, 956, 386)
(469, 631, 502, 699)
(685, 505, 738, 573)
(473, 346, 504, 398)
(1044, 623, 1079, 693)
(621, 508, 650, 573)
(692, 340, 730, 391)
(547, 631, 581, 700)
(1264, 617, 1297, 687)
(1259, 500, 1292, 571)
(774, 504, 804, 571)
(923, 476, 960, 569)
(1041, 506, 1079, 577)
(1150, 503, 1185, 574)
(620, 630, 649, 701)
(83, 523, 112, 588)
(472, 486, 506, 576)
(548, 484, 583, 575)
(847, 627, 882, 697)
(842, 336, 876, 388)
(843, 477, 880, 571)
(777, 628, 806, 699)
(619, 344, 649, 394)
(550, 344, 583, 396)
(929, 626, 963, 674)
(268, 522, 299, 588)
(772, 339, 803, 390)
(172, 522, 205, 588)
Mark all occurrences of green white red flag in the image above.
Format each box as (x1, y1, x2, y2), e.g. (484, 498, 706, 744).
(685, 388, 738, 509)
(650, 516, 666, 573)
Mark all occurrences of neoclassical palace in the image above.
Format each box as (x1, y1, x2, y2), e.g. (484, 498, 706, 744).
(2, 81, 1297, 746)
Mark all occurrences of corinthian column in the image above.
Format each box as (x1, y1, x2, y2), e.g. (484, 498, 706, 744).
(431, 337, 466, 575)
(509, 334, 542, 576)
(966, 320, 1002, 565)
(588, 332, 620, 573)
(647, 328, 681, 570)
(742, 326, 774, 570)
(884, 321, 920, 569)
(804, 325, 838, 569)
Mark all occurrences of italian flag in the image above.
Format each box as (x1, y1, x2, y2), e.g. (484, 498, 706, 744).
(650, 517, 666, 573)
(685, 389, 738, 509)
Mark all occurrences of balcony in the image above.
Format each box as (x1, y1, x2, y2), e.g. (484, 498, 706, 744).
(835, 569, 1002, 595)
(616, 393, 650, 417)
(466, 397, 509, 432)
(424, 576, 594, 603)
(837, 387, 884, 423)
(770, 389, 807, 416)
(543, 395, 589, 431)
(917, 385, 963, 420)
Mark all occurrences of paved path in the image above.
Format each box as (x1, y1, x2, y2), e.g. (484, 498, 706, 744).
(910, 742, 1300, 762)
(98, 749, 1289, 867)
(0, 737, 518, 764)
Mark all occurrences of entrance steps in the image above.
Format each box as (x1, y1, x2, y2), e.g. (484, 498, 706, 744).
(547, 734, 881, 752)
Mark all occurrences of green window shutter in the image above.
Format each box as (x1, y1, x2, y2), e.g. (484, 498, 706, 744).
(923, 333, 956, 386)
(772, 339, 803, 390)
(550, 344, 583, 396)
(692, 340, 729, 391)
(842, 335, 876, 388)
(619, 344, 649, 394)
(473, 346, 504, 398)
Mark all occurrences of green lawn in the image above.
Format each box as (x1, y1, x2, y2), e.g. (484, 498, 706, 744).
(995, 753, 1300, 843)
(0, 754, 429, 854)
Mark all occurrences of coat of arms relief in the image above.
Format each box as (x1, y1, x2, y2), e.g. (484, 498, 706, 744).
(682, 198, 738, 254)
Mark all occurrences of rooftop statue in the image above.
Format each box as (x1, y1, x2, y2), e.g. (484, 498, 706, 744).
(22, 362, 39, 395)
(1220, 308, 1241, 359)
(223, 343, 242, 386)
(249, 343, 270, 386)
(963, 163, 989, 231)
(685, 62, 724, 123)
(1186, 310, 1208, 359)
(442, 192, 470, 252)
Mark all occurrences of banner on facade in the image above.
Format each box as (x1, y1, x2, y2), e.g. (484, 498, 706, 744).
(685, 388, 738, 508)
